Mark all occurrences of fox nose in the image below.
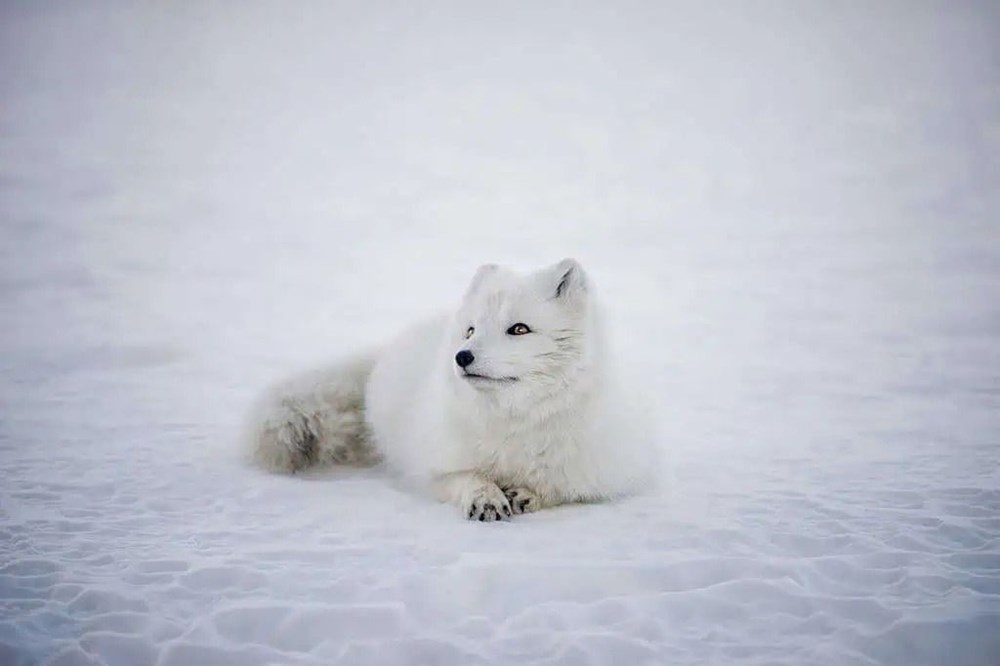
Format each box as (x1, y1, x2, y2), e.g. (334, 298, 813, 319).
(455, 350, 475, 368)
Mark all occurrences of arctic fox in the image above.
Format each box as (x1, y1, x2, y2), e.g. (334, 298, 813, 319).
(248, 259, 656, 521)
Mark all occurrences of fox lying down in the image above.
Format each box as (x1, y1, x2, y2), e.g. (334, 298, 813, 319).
(248, 259, 656, 521)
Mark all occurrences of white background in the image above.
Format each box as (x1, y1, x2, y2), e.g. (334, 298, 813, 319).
(1, 2, 998, 664)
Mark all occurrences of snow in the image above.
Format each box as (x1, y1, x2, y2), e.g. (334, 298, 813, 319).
(1, 2, 998, 664)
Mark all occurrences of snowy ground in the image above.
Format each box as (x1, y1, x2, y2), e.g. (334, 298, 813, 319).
(2, 2, 999, 664)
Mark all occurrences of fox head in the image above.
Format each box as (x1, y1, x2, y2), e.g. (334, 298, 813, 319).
(449, 258, 597, 398)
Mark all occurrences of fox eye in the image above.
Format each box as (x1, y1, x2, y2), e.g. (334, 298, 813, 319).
(465, 326, 475, 339)
(507, 323, 531, 336)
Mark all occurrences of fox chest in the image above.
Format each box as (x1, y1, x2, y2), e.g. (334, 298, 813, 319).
(466, 424, 582, 489)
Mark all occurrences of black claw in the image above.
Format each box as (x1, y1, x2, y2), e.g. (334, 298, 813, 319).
(518, 499, 530, 512)
(503, 505, 511, 516)
(478, 513, 485, 522)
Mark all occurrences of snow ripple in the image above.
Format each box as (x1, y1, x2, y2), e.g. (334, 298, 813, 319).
(2, 455, 998, 665)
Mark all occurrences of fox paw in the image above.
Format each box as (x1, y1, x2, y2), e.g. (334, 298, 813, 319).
(464, 484, 512, 522)
(502, 487, 541, 515)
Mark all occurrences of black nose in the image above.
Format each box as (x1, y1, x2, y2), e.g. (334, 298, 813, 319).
(455, 350, 475, 368)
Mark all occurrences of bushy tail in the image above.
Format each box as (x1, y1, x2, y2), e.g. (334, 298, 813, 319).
(247, 354, 380, 473)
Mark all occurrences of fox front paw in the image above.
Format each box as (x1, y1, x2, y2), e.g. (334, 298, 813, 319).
(502, 487, 541, 515)
(464, 483, 512, 522)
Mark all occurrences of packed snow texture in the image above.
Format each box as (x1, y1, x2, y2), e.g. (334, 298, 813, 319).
(2, 2, 998, 665)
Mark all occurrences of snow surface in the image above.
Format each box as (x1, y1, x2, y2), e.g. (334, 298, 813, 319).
(2, 2, 999, 664)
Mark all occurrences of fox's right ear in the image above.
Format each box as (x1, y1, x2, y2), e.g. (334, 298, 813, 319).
(465, 263, 498, 298)
(546, 258, 587, 302)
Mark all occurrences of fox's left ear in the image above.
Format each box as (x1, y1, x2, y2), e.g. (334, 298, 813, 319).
(545, 258, 587, 302)
(465, 263, 499, 298)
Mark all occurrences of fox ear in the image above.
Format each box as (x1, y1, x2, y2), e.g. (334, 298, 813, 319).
(547, 258, 587, 301)
(465, 263, 499, 297)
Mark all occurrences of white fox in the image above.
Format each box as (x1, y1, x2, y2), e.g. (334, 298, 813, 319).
(248, 259, 657, 521)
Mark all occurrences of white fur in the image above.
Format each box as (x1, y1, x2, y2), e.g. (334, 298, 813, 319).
(247, 259, 657, 521)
